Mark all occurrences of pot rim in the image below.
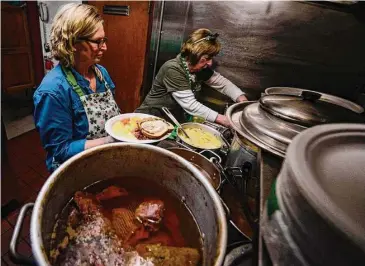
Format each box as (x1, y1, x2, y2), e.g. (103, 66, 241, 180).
(265, 87, 364, 114)
(286, 123, 365, 251)
(30, 143, 227, 266)
(226, 102, 285, 158)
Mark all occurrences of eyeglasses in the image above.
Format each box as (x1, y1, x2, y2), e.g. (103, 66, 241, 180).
(192, 33, 219, 45)
(77, 37, 108, 49)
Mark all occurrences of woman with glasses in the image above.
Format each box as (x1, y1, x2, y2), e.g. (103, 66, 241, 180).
(135, 28, 248, 127)
(33, 3, 119, 173)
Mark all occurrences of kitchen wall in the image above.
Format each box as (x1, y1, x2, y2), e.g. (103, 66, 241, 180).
(145, 1, 365, 109)
(38, 1, 81, 72)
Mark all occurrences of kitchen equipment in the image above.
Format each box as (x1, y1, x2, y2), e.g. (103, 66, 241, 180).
(238, 93, 363, 156)
(226, 100, 284, 211)
(259, 92, 363, 126)
(166, 145, 253, 240)
(10, 143, 227, 266)
(162, 106, 191, 139)
(226, 90, 364, 160)
(105, 113, 173, 143)
(226, 90, 364, 264)
(262, 123, 365, 265)
(265, 86, 364, 114)
(176, 122, 229, 153)
(223, 241, 253, 266)
(225, 132, 259, 197)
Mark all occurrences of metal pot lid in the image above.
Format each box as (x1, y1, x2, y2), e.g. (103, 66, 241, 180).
(286, 123, 365, 251)
(259, 92, 364, 127)
(226, 102, 287, 157)
(265, 87, 364, 114)
(239, 102, 306, 152)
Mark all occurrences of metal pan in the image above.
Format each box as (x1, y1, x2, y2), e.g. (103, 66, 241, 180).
(176, 122, 230, 153)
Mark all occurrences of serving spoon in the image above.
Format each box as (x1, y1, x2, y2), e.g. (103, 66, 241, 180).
(161, 107, 191, 139)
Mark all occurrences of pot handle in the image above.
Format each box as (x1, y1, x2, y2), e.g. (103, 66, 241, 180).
(220, 133, 231, 149)
(174, 139, 195, 151)
(10, 203, 36, 265)
(199, 149, 222, 164)
(223, 243, 253, 266)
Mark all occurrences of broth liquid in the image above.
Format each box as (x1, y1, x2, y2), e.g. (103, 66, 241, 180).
(50, 176, 202, 264)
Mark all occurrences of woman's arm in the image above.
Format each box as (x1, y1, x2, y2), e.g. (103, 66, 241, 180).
(214, 114, 232, 128)
(172, 90, 218, 122)
(85, 136, 114, 149)
(236, 94, 248, 102)
(172, 91, 232, 127)
(164, 67, 230, 126)
(204, 71, 247, 102)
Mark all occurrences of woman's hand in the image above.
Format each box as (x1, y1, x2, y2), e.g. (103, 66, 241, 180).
(85, 136, 115, 150)
(215, 114, 232, 128)
(236, 94, 248, 102)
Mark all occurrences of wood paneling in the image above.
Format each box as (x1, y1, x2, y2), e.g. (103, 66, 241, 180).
(1, 3, 35, 93)
(27, 1, 45, 86)
(2, 52, 32, 89)
(89, 1, 151, 112)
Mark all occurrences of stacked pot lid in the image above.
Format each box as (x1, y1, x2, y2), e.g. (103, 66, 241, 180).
(227, 89, 364, 157)
(275, 123, 365, 265)
(265, 87, 364, 114)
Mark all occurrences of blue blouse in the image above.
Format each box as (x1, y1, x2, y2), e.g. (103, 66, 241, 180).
(33, 64, 115, 172)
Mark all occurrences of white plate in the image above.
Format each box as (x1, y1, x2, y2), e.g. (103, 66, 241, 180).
(105, 113, 173, 144)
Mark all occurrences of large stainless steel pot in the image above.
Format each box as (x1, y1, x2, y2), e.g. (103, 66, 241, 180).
(226, 89, 365, 188)
(262, 124, 365, 265)
(10, 143, 227, 266)
(226, 90, 365, 263)
(226, 101, 284, 220)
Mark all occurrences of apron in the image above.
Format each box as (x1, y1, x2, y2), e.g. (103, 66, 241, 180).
(62, 66, 120, 139)
(180, 56, 203, 122)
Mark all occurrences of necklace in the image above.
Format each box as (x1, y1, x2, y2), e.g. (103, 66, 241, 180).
(180, 56, 201, 93)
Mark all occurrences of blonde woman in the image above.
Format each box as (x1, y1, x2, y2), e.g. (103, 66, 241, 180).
(33, 3, 120, 173)
(135, 28, 247, 127)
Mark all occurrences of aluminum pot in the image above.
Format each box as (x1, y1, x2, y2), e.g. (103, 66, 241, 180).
(224, 131, 259, 204)
(225, 131, 259, 185)
(10, 143, 227, 266)
(262, 123, 365, 265)
(225, 91, 364, 204)
(226, 102, 284, 231)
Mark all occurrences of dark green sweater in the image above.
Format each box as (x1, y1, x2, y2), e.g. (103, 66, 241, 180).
(135, 54, 213, 121)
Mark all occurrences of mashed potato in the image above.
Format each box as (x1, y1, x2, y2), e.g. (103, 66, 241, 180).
(179, 127, 222, 149)
(112, 117, 141, 140)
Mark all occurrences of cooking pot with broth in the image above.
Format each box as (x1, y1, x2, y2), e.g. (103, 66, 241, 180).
(10, 144, 227, 266)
